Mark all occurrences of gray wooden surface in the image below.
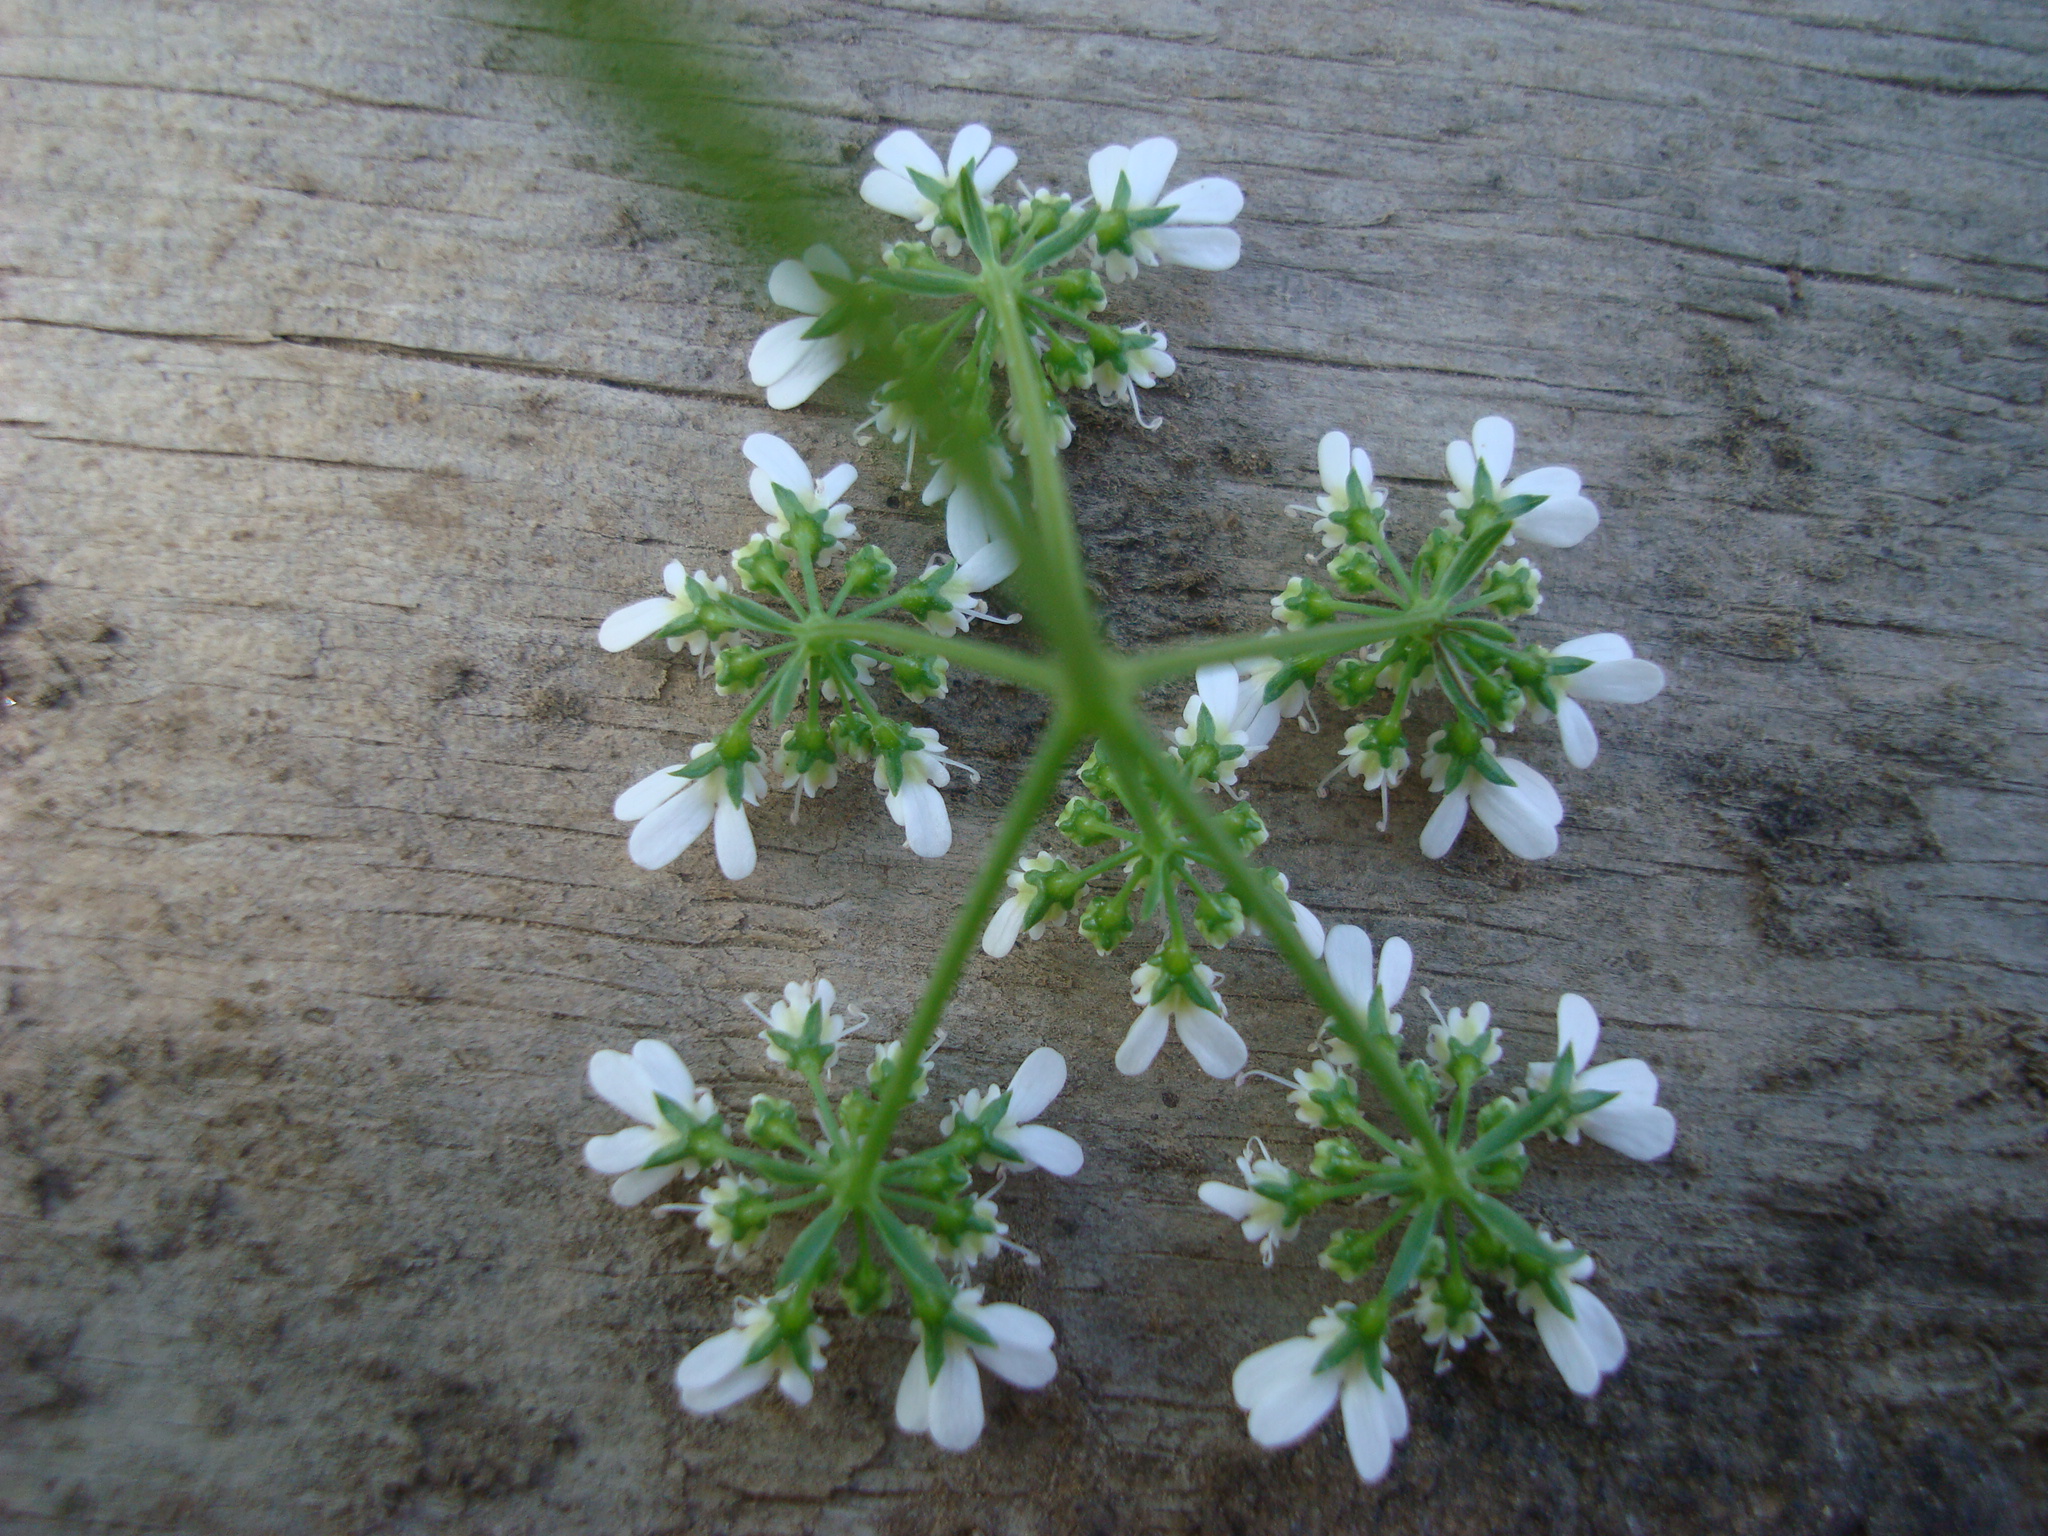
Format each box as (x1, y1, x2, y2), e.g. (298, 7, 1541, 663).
(3, 1, 2045, 1532)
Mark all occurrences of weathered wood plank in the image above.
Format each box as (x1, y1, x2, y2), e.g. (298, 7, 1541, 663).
(2, 0, 2044, 1531)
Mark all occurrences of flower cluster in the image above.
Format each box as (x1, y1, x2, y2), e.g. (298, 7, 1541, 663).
(1199, 933, 1674, 1482)
(1257, 420, 1665, 860)
(747, 122, 1242, 465)
(977, 670, 1326, 1081)
(601, 434, 993, 879)
(580, 979, 1080, 1451)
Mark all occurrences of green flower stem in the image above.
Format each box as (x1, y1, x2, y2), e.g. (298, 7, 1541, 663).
(1121, 614, 1442, 688)
(706, 1141, 830, 1185)
(842, 712, 1086, 1208)
(810, 619, 1060, 692)
(797, 1060, 846, 1153)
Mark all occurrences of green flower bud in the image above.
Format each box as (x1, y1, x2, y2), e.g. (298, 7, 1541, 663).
(1310, 1136, 1369, 1183)
(1076, 750, 1120, 800)
(1193, 890, 1246, 949)
(1219, 800, 1269, 851)
(841, 544, 897, 600)
(1479, 556, 1543, 618)
(713, 645, 776, 696)
(1328, 543, 1383, 596)
(732, 532, 791, 594)
(840, 1251, 893, 1316)
(1056, 794, 1123, 847)
(1077, 888, 1136, 954)
(1324, 656, 1382, 710)
(743, 1094, 805, 1152)
(891, 653, 949, 702)
(1049, 267, 1107, 314)
(1319, 1227, 1382, 1284)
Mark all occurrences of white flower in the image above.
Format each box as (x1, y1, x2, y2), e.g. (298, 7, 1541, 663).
(598, 562, 733, 656)
(981, 852, 1073, 957)
(674, 1294, 829, 1414)
(691, 1173, 772, 1260)
(749, 245, 858, 410)
(941, 1046, 1084, 1177)
(1264, 871, 1327, 958)
(1426, 1000, 1502, 1070)
(743, 433, 857, 561)
(1444, 416, 1600, 548)
(1197, 1142, 1299, 1264)
(875, 726, 971, 858)
(582, 1039, 718, 1207)
(614, 745, 768, 878)
(894, 1289, 1057, 1452)
(1526, 993, 1676, 1161)
(1411, 1275, 1492, 1356)
(1515, 1239, 1627, 1396)
(1336, 721, 1409, 791)
(861, 124, 1019, 254)
(1119, 957, 1244, 1078)
(750, 979, 855, 1073)
(1308, 430, 1388, 549)
(1533, 634, 1667, 769)
(1419, 731, 1564, 861)
(868, 1036, 939, 1102)
(1231, 1308, 1410, 1483)
(1090, 325, 1177, 429)
(1319, 924, 1412, 1063)
(1173, 662, 1282, 792)
(772, 728, 837, 798)
(1239, 651, 1313, 730)
(1087, 138, 1243, 282)
(928, 1195, 1008, 1272)
(919, 484, 1020, 637)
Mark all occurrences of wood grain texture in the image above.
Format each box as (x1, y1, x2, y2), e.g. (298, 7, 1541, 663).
(2, 1, 2044, 1531)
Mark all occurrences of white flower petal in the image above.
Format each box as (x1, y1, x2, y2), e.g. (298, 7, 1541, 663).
(1558, 696, 1600, 768)
(1341, 1374, 1395, 1483)
(1567, 1282, 1628, 1374)
(1232, 1335, 1320, 1412)
(1470, 778, 1560, 861)
(1116, 1006, 1170, 1076)
(608, 1162, 682, 1207)
(1162, 176, 1242, 225)
(803, 244, 852, 281)
(1585, 1100, 1677, 1161)
(1535, 1302, 1602, 1395)
(1446, 438, 1477, 492)
(778, 1363, 815, 1406)
(1005, 1046, 1066, 1123)
(599, 595, 680, 653)
(1377, 937, 1413, 1010)
(894, 1344, 932, 1433)
(763, 334, 850, 411)
(815, 462, 858, 507)
(956, 538, 1018, 591)
(1351, 447, 1375, 487)
(628, 780, 716, 869)
(1420, 785, 1470, 859)
(1193, 662, 1240, 722)
(1555, 992, 1602, 1067)
(1290, 901, 1326, 959)
(1247, 1363, 1341, 1448)
(675, 1329, 752, 1394)
(1008, 1123, 1083, 1177)
(1497, 758, 1565, 825)
(1572, 657, 1666, 705)
(1324, 925, 1375, 1013)
(1199, 1182, 1258, 1223)
(982, 897, 1025, 958)
(973, 146, 1017, 193)
(583, 1124, 666, 1175)
(630, 1039, 696, 1106)
(767, 259, 832, 315)
(860, 167, 930, 220)
(1513, 494, 1600, 548)
(587, 1049, 659, 1123)
(712, 796, 757, 881)
(747, 315, 815, 388)
(945, 483, 997, 560)
(1580, 1056, 1659, 1100)
(1148, 225, 1241, 270)
(1318, 431, 1353, 498)
(974, 1301, 1055, 1355)
(947, 123, 993, 178)
(615, 764, 691, 823)
(1123, 137, 1179, 208)
(680, 1358, 775, 1414)
(1554, 632, 1633, 665)
(891, 781, 952, 858)
(1503, 464, 1580, 503)
(928, 1344, 985, 1452)
(1086, 144, 1130, 208)
(1379, 1368, 1409, 1442)
(874, 128, 943, 181)
(1176, 1009, 1248, 1079)
(1471, 416, 1515, 483)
